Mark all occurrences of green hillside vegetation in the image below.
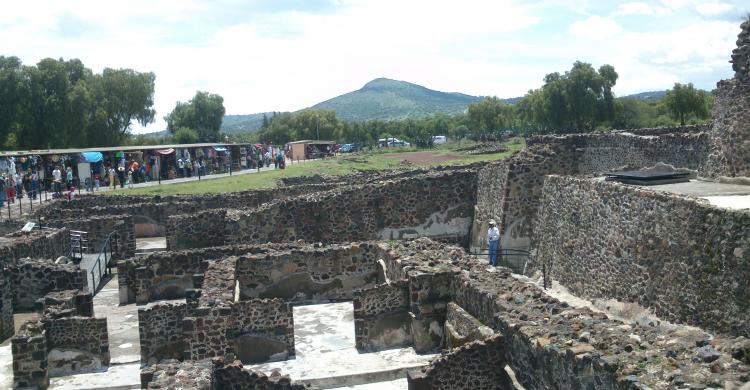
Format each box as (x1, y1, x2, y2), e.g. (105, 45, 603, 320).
(310, 78, 483, 121)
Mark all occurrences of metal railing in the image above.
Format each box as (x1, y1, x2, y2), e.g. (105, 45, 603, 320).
(89, 231, 119, 294)
(471, 248, 531, 275)
(69, 230, 89, 262)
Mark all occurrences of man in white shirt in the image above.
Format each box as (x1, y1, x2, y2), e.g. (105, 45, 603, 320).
(487, 219, 501, 266)
(52, 166, 62, 195)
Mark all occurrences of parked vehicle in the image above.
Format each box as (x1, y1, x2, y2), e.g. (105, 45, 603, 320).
(379, 138, 410, 147)
(340, 144, 357, 153)
(432, 135, 447, 144)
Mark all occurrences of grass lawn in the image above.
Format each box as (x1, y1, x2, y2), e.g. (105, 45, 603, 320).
(116, 138, 525, 195)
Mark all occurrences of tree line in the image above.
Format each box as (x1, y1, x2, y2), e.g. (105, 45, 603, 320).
(1, 56, 713, 150)
(0, 56, 156, 149)
(249, 61, 712, 147)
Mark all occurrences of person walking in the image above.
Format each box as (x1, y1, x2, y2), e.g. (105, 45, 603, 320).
(65, 167, 74, 190)
(487, 219, 501, 266)
(52, 166, 62, 196)
(0, 176, 6, 205)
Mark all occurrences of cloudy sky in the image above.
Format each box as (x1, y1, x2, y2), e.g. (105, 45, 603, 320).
(1, 0, 747, 133)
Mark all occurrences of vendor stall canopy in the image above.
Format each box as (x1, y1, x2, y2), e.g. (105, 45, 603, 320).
(80, 152, 103, 163)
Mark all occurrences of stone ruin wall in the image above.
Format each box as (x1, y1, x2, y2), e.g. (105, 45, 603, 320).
(443, 301, 494, 350)
(182, 299, 295, 364)
(409, 240, 750, 389)
(50, 214, 135, 258)
(473, 128, 712, 252)
(703, 20, 750, 178)
(166, 168, 478, 250)
(141, 358, 315, 390)
(353, 280, 411, 351)
(0, 268, 13, 341)
(0, 227, 68, 268)
(11, 258, 87, 311)
(236, 242, 382, 302)
(138, 302, 192, 363)
(530, 175, 750, 337)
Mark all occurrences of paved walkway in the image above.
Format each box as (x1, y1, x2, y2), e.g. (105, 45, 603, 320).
(1, 158, 316, 222)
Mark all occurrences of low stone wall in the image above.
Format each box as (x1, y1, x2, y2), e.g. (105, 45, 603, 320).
(353, 280, 411, 351)
(444, 302, 493, 349)
(0, 268, 13, 341)
(166, 208, 227, 250)
(407, 334, 512, 390)
(199, 257, 238, 305)
(530, 175, 750, 337)
(52, 214, 135, 258)
(11, 321, 48, 389)
(236, 242, 381, 303)
(214, 359, 315, 389)
(141, 359, 214, 389)
(37, 289, 94, 319)
(42, 316, 109, 364)
(118, 243, 307, 304)
(473, 130, 712, 252)
(166, 168, 478, 249)
(183, 299, 295, 364)
(11, 258, 87, 311)
(138, 302, 192, 364)
(0, 227, 67, 268)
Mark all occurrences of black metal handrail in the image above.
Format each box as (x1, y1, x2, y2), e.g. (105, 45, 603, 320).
(69, 229, 88, 262)
(471, 248, 531, 275)
(90, 231, 119, 293)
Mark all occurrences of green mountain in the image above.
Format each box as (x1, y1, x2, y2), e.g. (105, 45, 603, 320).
(222, 112, 273, 133)
(310, 78, 483, 122)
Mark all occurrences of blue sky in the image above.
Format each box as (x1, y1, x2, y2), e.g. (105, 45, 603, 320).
(1, 0, 747, 133)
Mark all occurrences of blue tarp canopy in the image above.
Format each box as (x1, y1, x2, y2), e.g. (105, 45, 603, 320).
(213, 147, 227, 152)
(81, 152, 103, 163)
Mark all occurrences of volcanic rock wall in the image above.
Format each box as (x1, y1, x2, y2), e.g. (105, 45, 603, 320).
(51, 214, 135, 258)
(353, 280, 411, 351)
(138, 302, 193, 363)
(166, 168, 478, 249)
(0, 228, 67, 268)
(0, 268, 13, 341)
(473, 129, 711, 251)
(530, 175, 750, 337)
(236, 242, 382, 302)
(703, 20, 750, 178)
(11, 258, 87, 311)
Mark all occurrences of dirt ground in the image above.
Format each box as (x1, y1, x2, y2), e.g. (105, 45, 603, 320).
(383, 151, 461, 164)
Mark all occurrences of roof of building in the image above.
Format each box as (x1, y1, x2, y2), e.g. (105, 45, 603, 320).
(286, 140, 336, 145)
(0, 142, 250, 158)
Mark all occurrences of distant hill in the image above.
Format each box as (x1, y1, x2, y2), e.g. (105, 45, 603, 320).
(211, 82, 670, 134)
(309, 78, 484, 122)
(621, 90, 667, 102)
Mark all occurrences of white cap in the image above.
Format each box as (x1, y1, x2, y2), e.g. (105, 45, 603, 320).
(489, 219, 496, 225)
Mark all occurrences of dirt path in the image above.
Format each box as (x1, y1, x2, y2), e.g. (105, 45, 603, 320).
(382, 151, 461, 165)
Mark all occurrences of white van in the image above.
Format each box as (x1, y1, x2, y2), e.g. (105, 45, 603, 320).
(432, 135, 447, 144)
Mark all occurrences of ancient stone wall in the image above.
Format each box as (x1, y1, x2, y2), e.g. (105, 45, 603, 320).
(52, 214, 135, 258)
(443, 302, 493, 349)
(0, 268, 13, 341)
(42, 316, 109, 364)
(407, 334, 512, 390)
(166, 208, 227, 250)
(214, 359, 315, 389)
(0, 227, 67, 268)
(11, 321, 48, 389)
(141, 359, 214, 389)
(11, 258, 87, 311)
(167, 168, 477, 249)
(183, 299, 295, 364)
(530, 175, 750, 337)
(37, 290, 94, 319)
(473, 130, 711, 251)
(703, 21, 750, 178)
(353, 280, 411, 351)
(138, 302, 192, 363)
(236, 242, 381, 302)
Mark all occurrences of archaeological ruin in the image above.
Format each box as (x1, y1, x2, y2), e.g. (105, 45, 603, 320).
(0, 20, 749, 390)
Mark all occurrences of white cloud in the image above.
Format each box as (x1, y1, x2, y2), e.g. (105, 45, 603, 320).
(613, 2, 672, 16)
(695, 1, 733, 17)
(569, 15, 623, 39)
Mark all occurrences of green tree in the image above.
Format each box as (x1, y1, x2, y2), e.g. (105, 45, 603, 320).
(467, 97, 515, 140)
(165, 91, 226, 142)
(172, 127, 199, 144)
(662, 82, 711, 125)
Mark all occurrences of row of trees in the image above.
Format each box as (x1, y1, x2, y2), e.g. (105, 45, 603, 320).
(0, 56, 156, 149)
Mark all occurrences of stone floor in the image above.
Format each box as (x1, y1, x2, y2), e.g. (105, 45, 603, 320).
(248, 302, 437, 389)
(135, 236, 167, 252)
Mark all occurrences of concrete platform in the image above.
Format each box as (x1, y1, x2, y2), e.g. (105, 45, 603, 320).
(135, 237, 166, 252)
(248, 302, 436, 389)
